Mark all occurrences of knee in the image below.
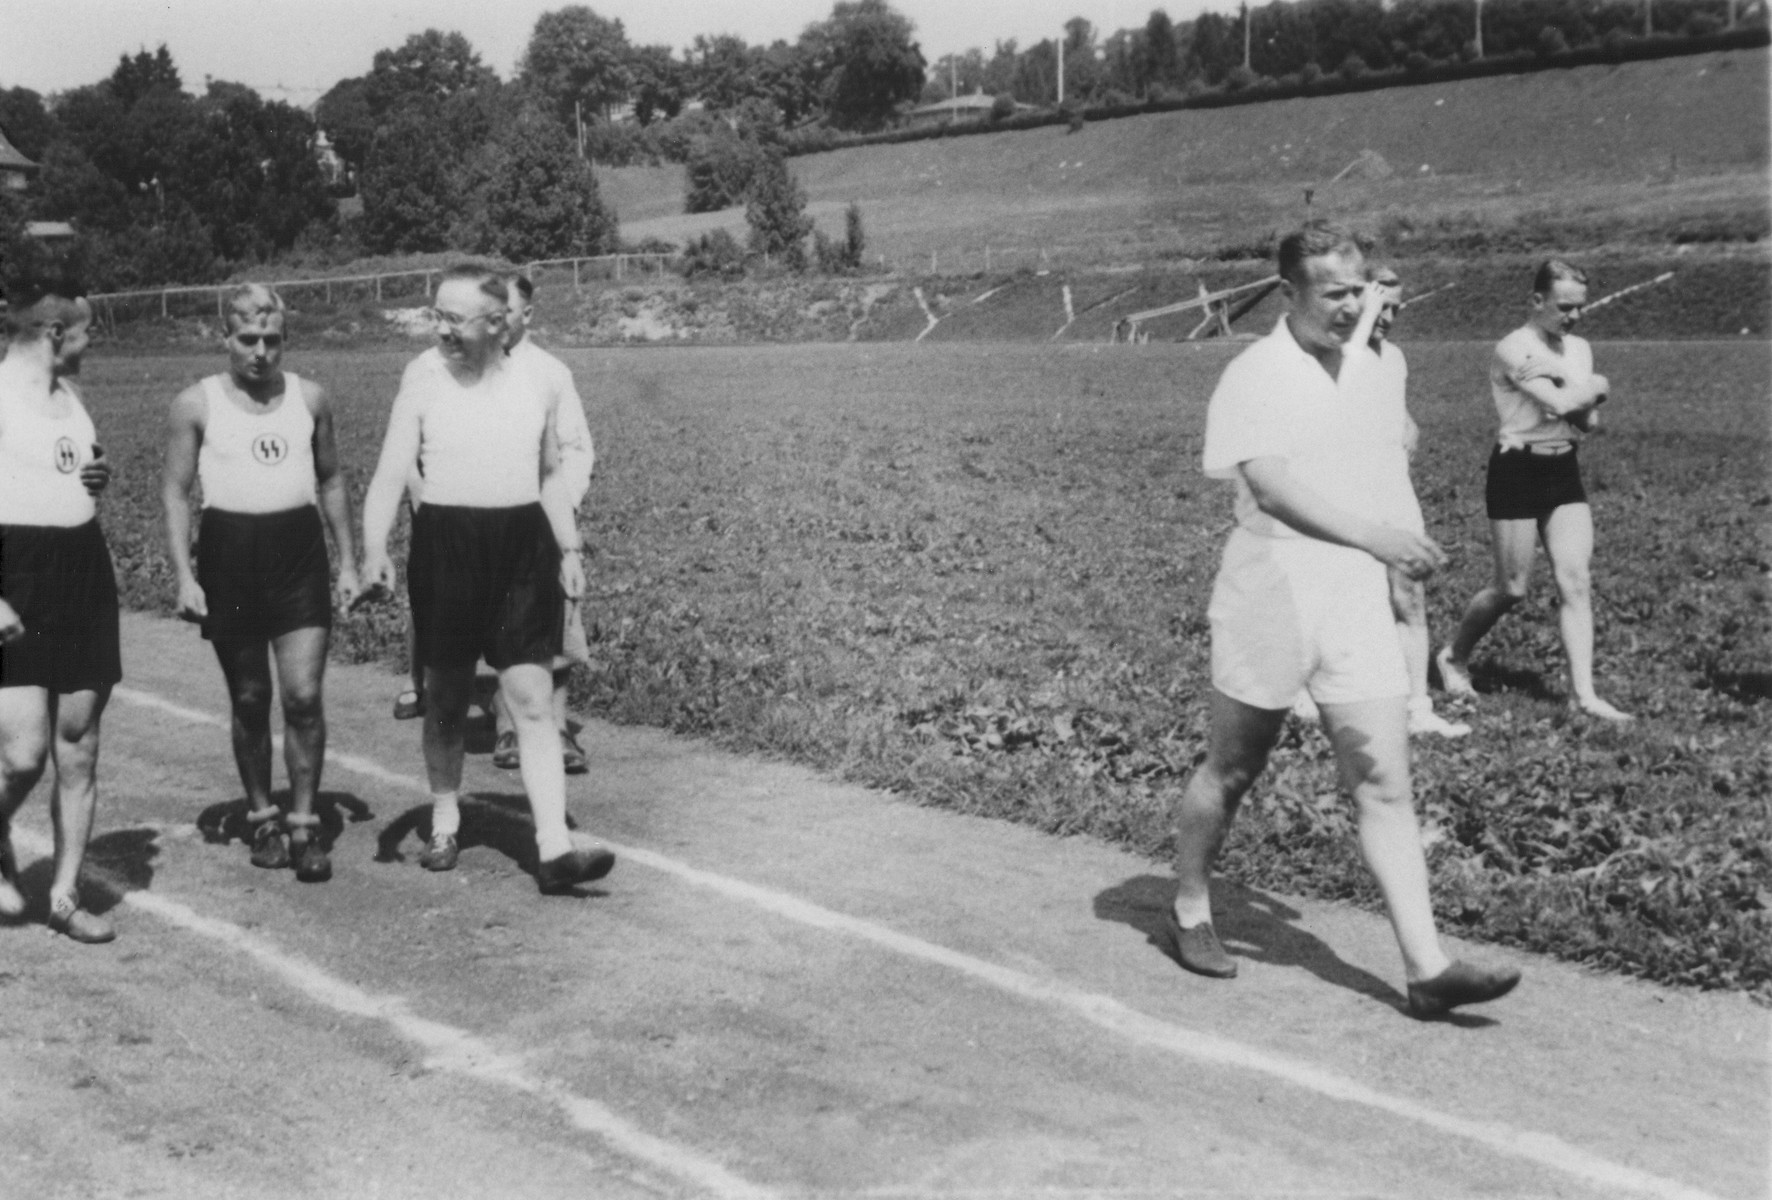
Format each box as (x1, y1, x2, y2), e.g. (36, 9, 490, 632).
(281, 689, 324, 730)
(1490, 579, 1529, 606)
(230, 681, 274, 726)
(1554, 567, 1592, 606)
(0, 738, 49, 794)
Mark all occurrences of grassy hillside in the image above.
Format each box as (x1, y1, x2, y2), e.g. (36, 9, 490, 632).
(602, 48, 1769, 269)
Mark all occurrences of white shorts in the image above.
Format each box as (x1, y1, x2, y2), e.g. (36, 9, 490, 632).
(1207, 529, 1408, 710)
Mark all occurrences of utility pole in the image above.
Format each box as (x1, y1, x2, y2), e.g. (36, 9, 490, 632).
(951, 55, 958, 122)
(1643, 0, 1653, 35)
(1057, 32, 1065, 104)
(1243, 2, 1252, 69)
(1475, 0, 1485, 57)
(575, 100, 584, 159)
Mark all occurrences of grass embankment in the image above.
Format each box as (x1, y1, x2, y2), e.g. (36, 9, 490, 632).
(604, 48, 1769, 269)
(83, 341, 1770, 997)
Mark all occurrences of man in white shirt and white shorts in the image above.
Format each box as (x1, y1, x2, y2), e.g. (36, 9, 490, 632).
(1165, 224, 1519, 1019)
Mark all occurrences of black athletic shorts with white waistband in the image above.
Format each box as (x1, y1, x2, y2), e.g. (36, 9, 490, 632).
(408, 503, 563, 672)
(197, 506, 333, 642)
(1485, 444, 1587, 522)
(0, 520, 122, 693)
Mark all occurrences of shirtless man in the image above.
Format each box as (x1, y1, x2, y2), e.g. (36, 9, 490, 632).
(164, 284, 360, 882)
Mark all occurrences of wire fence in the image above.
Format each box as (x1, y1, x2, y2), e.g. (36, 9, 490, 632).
(87, 253, 677, 328)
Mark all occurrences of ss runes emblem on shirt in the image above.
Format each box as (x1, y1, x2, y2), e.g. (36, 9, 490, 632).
(54, 437, 80, 473)
(252, 433, 289, 465)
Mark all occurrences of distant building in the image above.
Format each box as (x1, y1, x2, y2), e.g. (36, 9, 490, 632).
(25, 221, 75, 244)
(904, 90, 1026, 128)
(0, 125, 38, 191)
(312, 128, 348, 188)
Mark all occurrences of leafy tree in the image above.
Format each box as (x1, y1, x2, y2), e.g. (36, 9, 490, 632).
(455, 108, 618, 259)
(629, 43, 685, 124)
(1141, 11, 1182, 90)
(108, 45, 182, 108)
(0, 88, 53, 161)
(799, 0, 926, 131)
(364, 29, 497, 117)
(359, 107, 457, 253)
(684, 130, 771, 213)
(519, 6, 633, 126)
(744, 149, 812, 268)
(315, 76, 375, 172)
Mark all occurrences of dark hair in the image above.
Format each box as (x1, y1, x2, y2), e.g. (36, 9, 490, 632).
(0, 261, 87, 338)
(437, 261, 509, 305)
(1532, 259, 1588, 295)
(508, 272, 535, 302)
(1276, 221, 1366, 286)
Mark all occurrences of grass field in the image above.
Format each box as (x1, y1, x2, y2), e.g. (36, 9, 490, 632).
(81, 338, 1770, 996)
(601, 49, 1769, 269)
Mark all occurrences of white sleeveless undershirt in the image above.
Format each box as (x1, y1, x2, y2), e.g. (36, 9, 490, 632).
(0, 377, 99, 527)
(196, 373, 318, 513)
(410, 355, 549, 508)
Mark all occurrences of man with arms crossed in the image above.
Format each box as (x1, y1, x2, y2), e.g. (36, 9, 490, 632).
(361, 264, 614, 894)
(1436, 260, 1630, 722)
(488, 271, 596, 776)
(163, 284, 360, 882)
(0, 266, 120, 942)
(1167, 225, 1518, 1018)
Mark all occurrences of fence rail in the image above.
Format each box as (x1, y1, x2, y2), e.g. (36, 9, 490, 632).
(88, 253, 677, 327)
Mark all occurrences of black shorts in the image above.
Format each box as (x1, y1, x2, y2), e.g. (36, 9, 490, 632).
(1484, 445, 1587, 522)
(0, 520, 122, 693)
(408, 504, 562, 672)
(197, 506, 333, 642)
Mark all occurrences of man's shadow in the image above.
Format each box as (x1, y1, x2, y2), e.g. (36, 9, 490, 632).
(196, 789, 374, 852)
(1094, 874, 1498, 1026)
(376, 792, 606, 898)
(13, 826, 159, 921)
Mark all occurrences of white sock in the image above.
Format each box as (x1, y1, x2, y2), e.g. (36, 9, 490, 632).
(431, 792, 461, 838)
(535, 827, 574, 862)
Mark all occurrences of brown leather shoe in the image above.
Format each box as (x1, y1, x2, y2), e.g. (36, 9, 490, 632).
(1163, 909, 1237, 979)
(1407, 961, 1521, 1018)
(535, 845, 616, 894)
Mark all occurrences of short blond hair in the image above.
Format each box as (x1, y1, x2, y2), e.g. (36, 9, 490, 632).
(224, 283, 286, 332)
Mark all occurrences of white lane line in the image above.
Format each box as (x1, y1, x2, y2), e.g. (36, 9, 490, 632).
(110, 685, 1724, 1200)
(10, 822, 775, 1200)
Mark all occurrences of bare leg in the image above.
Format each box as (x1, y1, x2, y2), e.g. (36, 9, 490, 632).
(498, 662, 572, 860)
(1318, 696, 1450, 981)
(1172, 690, 1286, 927)
(46, 687, 109, 907)
(0, 686, 53, 918)
(1441, 517, 1537, 692)
(420, 663, 475, 797)
(1394, 571, 1469, 737)
(212, 639, 277, 820)
(1541, 503, 1629, 718)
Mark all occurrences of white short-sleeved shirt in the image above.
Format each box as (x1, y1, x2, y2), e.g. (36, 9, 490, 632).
(1339, 341, 1422, 531)
(399, 350, 552, 509)
(1491, 327, 1593, 449)
(508, 338, 593, 508)
(1201, 318, 1391, 539)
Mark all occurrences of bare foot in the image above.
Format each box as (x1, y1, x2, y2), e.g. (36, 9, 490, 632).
(1435, 646, 1475, 697)
(1574, 696, 1634, 722)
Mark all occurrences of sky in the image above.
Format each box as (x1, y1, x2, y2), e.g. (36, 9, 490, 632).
(0, 0, 1227, 106)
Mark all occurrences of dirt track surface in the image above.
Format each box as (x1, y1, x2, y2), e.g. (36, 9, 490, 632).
(1, 613, 1766, 1200)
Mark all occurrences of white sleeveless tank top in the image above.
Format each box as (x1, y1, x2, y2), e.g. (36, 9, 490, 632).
(414, 356, 548, 508)
(197, 373, 318, 513)
(0, 378, 99, 527)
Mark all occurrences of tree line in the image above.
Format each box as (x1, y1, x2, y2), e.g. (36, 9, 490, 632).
(1, 0, 1759, 290)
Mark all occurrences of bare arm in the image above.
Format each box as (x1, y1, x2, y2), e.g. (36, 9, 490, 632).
(306, 382, 361, 606)
(360, 384, 425, 591)
(1240, 456, 1446, 579)
(162, 385, 209, 620)
(538, 399, 585, 600)
(552, 364, 595, 510)
(1505, 352, 1609, 418)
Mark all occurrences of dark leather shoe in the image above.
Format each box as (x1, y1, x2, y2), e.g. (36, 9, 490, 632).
(1407, 961, 1521, 1018)
(1163, 909, 1237, 979)
(535, 845, 615, 894)
(492, 731, 520, 770)
(48, 893, 115, 944)
(292, 838, 332, 883)
(419, 832, 458, 872)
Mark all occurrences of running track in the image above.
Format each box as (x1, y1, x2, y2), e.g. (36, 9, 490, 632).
(1, 613, 1765, 1199)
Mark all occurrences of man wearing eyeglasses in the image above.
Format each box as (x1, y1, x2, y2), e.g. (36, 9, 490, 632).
(163, 284, 361, 884)
(360, 263, 615, 895)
